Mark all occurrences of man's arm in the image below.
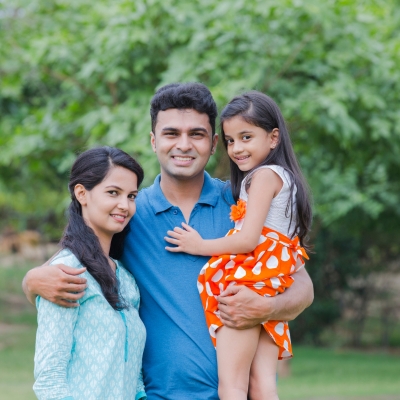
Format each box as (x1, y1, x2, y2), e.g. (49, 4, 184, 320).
(22, 262, 87, 307)
(216, 268, 313, 329)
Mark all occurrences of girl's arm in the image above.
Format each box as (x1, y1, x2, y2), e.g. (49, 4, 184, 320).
(33, 296, 79, 400)
(165, 169, 282, 256)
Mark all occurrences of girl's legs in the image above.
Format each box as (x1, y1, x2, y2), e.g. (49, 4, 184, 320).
(249, 328, 279, 399)
(216, 324, 261, 400)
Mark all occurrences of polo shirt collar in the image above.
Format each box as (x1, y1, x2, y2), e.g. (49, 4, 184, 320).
(148, 172, 218, 214)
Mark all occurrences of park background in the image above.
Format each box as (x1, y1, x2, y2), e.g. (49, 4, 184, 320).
(1, 0, 400, 398)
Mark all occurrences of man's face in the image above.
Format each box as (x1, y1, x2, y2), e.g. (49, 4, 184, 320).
(150, 108, 218, 181)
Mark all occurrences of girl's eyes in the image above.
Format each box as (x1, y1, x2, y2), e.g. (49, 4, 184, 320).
(226, 139, 234, 145)
(242, 135, 251, 141)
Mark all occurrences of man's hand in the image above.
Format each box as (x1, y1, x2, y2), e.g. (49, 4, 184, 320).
(217, 268, 314, 329)
(23, 263, 87, 307)
(164, 222, 205, 255)
(217, 286, 274, 329)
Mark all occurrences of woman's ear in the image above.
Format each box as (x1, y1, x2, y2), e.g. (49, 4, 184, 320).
(270, 128, 280, 149)
(74, 184, 87, 206)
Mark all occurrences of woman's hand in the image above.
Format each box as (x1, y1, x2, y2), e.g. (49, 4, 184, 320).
(165, 222, 205, 255)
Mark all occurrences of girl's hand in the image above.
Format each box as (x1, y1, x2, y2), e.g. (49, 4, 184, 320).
(165, 222, 204, 255)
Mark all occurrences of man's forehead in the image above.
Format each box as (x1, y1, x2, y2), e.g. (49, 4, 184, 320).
(155, 108, 211, 132)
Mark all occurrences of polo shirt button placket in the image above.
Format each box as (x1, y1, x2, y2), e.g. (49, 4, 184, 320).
(172, 209, 178, 215)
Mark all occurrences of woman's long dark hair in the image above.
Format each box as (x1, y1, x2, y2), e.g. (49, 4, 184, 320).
(221, 91, 312, 248)
(60, 146, 144, 310)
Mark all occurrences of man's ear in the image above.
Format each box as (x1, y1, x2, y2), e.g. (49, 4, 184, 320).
(270, 128, 279, 149)
(150, 132, 156, 152)
(74, 184, 87, 206)
(211, 134, 218, 155)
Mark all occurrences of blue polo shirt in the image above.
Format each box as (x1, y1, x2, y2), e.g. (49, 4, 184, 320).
(122, 172, 234, 400)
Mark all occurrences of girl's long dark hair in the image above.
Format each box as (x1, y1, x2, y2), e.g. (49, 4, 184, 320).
(60, 146, 144, 310)
(221, 91, 312, 248)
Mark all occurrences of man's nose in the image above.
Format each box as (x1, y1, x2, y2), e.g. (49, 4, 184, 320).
(176, 134, 192, 152)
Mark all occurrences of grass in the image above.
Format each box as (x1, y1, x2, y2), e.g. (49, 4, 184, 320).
(1, 261, 400, 399)
(278, 347, 400, 399)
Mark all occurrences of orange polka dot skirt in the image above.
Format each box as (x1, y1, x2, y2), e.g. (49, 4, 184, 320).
(197, 225, 308, 360)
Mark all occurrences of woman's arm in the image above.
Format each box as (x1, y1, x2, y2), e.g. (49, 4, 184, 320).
(33, 296, 79, 400)
(135, 369, 147, 400)
(165, 169, 282, 255)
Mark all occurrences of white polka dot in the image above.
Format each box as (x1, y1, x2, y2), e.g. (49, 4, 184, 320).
(274, 322, 285, 336)
(290, 265, 296, 273)
(225, 260, 236, 269)
(230, 255, 236, 260)
(228, 281, 237, 287)
(281, 350, 291, 358)
(283, 340, 289, 350)
(266, 232, 279, 240)
(258, 236, 267, 245)
(281, 246, 290, 261)
(234, 266, 246, 279)
(211, 269, 223, 282)
(270, 277, 281, 289)
(205, 298, 209, 309)
(219, 283, 224, 293)
(264, 293, 271, 297)
(252, 262, 262, 275)
(254, 281, 265, 290)
(257, 251, 265, 261)
(197, 281, 204, 294)
(244, 256, 254, 263)
(286, 329, 291, 341)
(209, 324, 219, 338)
(199, 263, 208, 275)
(278, 273, 284, 277)
(267, 240, 277, 251)
(210, 258, 223, 268)
(206, 282, 214, 297)
(266, 255, 279, 269)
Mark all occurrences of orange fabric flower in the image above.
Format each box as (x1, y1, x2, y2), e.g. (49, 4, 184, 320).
(230, 199, 247, 222)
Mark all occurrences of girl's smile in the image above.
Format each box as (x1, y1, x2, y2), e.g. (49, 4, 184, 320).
(223, 116, 279, 172)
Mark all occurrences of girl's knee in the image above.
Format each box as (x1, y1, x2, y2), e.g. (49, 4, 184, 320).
(249, 371, 278, 400)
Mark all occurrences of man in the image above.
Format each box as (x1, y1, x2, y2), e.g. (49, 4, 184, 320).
(23, 82, 313, 399)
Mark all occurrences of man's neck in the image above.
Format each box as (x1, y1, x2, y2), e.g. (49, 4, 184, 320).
(160, 171, 205, 222)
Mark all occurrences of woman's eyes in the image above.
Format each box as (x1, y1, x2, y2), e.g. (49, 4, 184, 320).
(108, 190, 118, 196)
(128, 194, 137, 200)
(107, 190, 136, 200)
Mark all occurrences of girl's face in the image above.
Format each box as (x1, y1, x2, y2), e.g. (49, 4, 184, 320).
(75, 166, 138, 244)
(223, 116, 279, 172)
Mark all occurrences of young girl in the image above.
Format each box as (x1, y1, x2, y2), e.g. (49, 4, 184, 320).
(33, 147, 147, 400)
(165, 91, 312, 399)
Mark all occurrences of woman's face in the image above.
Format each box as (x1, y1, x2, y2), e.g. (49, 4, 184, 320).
(76, 166, 138, 243)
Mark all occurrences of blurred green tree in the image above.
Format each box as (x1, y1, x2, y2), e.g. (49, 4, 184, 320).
(1, 0, 399, 342)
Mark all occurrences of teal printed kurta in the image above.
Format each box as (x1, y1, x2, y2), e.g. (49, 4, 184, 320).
(33, 249, 146, 400)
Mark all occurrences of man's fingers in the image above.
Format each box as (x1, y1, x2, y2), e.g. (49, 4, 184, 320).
(57, 265, 86, 275)
(218, 285, 241, 298)
(65, 283, 87, 293)
(56, 299, 80, 308)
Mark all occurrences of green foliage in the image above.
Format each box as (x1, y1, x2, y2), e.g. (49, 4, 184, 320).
(1, 0, 399, 340)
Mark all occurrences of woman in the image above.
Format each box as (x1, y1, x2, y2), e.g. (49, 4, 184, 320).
(33, 147, 146, 400)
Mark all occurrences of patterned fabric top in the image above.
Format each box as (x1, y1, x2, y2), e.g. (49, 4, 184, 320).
(33, 249, 146, 400)
(237, 165, 297, 237)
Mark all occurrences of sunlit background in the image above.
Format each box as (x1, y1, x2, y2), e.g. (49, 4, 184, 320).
(1, 0, 400, 398)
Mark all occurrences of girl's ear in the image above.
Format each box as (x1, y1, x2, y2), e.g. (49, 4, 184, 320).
(270, 128, 280, 149)
(74, 184, 87, 206)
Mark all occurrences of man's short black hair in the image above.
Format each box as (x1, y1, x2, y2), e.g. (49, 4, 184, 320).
(150, 82, 218, 135)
